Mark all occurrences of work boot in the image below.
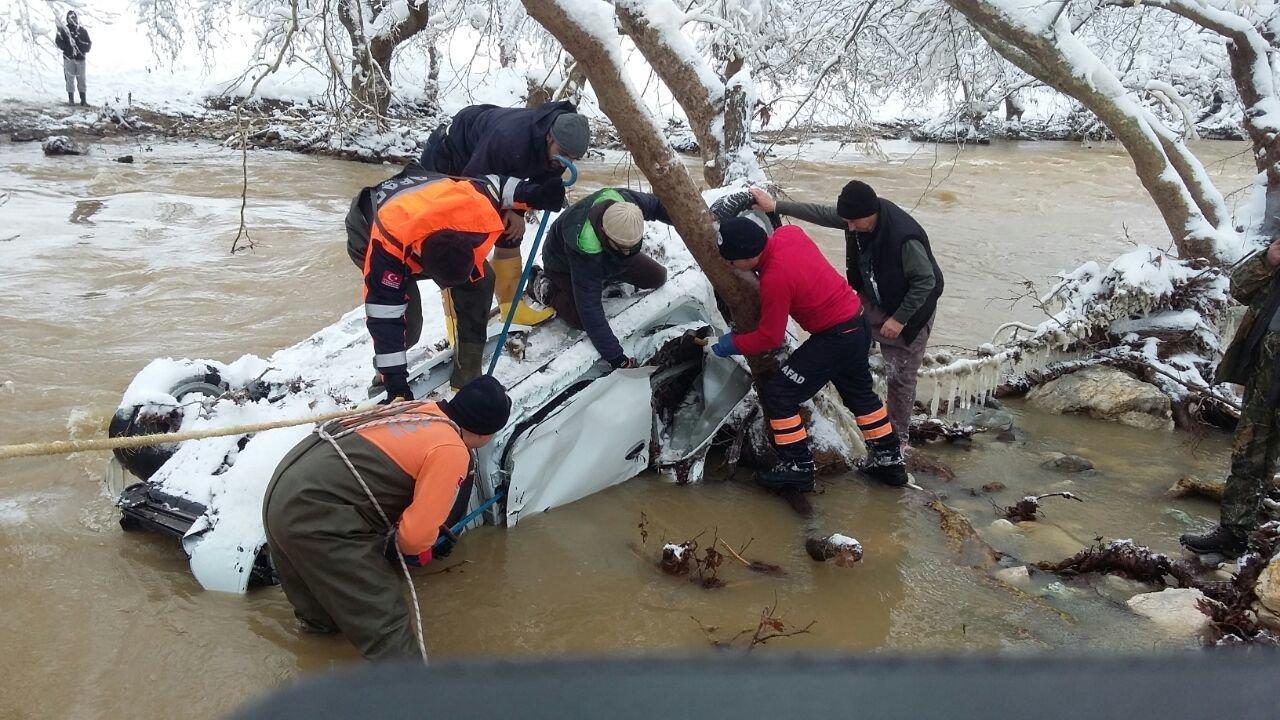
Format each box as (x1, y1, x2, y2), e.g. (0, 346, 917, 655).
(493, 253, 555, 327)
(78, 93, 87, 106)
(862, 437, 908, 487)
(67, 92, 75, 105)
(1180, 525, 1248, 558)
(756, 458, 816, 493)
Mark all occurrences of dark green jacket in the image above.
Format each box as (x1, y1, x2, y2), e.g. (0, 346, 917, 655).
(1217, 251, 1280, 388)
(776, 197, 942, 343)
(541, 188, 672, 360)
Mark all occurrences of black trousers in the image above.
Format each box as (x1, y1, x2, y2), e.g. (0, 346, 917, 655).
(759, 315, 894, 462)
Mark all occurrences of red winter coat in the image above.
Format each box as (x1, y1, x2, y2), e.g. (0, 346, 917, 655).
(733, 225, 862, 356)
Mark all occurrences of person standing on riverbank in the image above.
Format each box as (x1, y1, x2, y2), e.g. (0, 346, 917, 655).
(418, 101, 591, 335)
(533, 187, 673, 369)
(1181, 238, 1280, 557)
(262, 376, 511, 661)
(711, 214, 908, 491)
(749, 183, 944, 445)
(54, 11, 91, 106)
(345, 166, 565, 397)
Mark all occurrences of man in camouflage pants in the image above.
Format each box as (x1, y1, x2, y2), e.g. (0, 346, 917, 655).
(1182, 238, 1280, 557)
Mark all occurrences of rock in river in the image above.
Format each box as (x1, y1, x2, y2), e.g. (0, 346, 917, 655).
(1026, 366, 1173, 431)
(1254, 555, 1280, 615)
(1126, 588, 1210, 637)
(1040, 452, 1093, 473)
(42, 135, 85, 156)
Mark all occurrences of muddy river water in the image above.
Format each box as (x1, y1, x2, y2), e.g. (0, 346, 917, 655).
(0, 136, 1256, 718)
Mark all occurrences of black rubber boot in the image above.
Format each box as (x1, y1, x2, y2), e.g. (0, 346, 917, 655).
(756, 459, 816, 493)
(862, 438, 909, 487)
(68, 92, 75, 105)
(1180, 525, 1248, 557)
(79, 93, 87, 106)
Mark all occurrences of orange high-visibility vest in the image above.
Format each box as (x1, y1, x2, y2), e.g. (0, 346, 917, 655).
(370, 175, 505, 277)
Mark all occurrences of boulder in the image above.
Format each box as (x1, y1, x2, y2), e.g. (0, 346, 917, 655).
(1041, 452, 1094, 473)
(1026, 366, 1173, 431)
(994, 565, 1031, 588)
(1254, 556, 1280, 615)
(41, 135, 84, 156)
(1126, 588, 1211, 637)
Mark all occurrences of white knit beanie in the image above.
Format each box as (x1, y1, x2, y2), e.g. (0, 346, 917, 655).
(601, 202, 645, 249)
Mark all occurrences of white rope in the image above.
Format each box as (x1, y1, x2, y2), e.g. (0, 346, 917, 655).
(313, 401, 476, 665)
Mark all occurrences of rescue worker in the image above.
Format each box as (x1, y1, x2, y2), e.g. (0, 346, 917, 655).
(345, 165, 566, 398)
(749, 182, 944, 445)
(262, 375, 512, 661)
(710, 214, 909, 491)
(418, 101, 591, 332)
(1181, 238, 1280, 557)
(533, 187, 673, 368)
(55, 10, 91, 106)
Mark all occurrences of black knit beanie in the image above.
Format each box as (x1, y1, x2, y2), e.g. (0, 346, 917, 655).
(441, 375, 512, 435)
(716, 215, 769, 261)
(836, 181, 878, 220)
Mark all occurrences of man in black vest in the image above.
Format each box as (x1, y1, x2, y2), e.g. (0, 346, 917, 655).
(749, 182, 944, 444)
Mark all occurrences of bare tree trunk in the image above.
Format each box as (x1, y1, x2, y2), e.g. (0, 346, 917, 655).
(424, 43, 441, 110)
(1127, 0, 1280, 243)
(954, 3, 1231, 262)
(520, 0, 761, 330)
(720, 54, 753, 184)
(338, 0, 432, 117)
(614, 1, 729, 186)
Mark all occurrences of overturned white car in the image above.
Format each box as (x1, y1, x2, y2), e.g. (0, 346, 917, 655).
(108, 228, 754, 593)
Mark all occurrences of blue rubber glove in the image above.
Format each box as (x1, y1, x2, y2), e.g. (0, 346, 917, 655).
(710, 334, 740, 358)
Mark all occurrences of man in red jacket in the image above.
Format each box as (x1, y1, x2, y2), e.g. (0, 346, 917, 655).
(711, 214, 908, 491)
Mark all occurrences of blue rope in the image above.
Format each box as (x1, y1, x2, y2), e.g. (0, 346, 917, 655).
(485, 155, 579, 376)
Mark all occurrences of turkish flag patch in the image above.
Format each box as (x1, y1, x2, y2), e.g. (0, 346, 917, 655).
(381, 270, 403, 289)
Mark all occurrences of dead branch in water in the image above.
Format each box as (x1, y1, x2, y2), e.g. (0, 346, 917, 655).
(718, 538, 787, 576)
(691, 596, 816, 650)
(659, 532, 725, 589)
(1002, 492, 1084, 523)
(1036, 538, 1173, 585)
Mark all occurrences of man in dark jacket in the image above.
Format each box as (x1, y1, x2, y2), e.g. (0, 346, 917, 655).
(710, 214, 908, 491)
(417, 101, 591, 335)
(55, 11, 91, 106)
(750, 182, 944, 445)
(534, 188, 672, 368)
(1181, 238, 1280, 557)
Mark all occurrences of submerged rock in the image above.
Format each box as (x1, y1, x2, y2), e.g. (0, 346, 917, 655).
(1026, 366, 1174, 431)
(41, 135, 85, 156)
(1040, 452, 1094, 473)
(1126, 588, 1211, 636)
(994, 565, 1031, 588)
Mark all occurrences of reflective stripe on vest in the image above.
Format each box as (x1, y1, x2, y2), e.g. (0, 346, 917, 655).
(371, 176, 505, 276)
(575, 188, 628, 255)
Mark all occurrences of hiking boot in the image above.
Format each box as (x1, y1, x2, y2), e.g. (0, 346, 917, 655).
(756, 459, 816, 493)
(862, 438, 908, 487)
(1180, 525, 1248, 557)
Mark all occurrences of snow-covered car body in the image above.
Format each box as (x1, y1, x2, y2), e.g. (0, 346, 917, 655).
(109, 227, 751, 593)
